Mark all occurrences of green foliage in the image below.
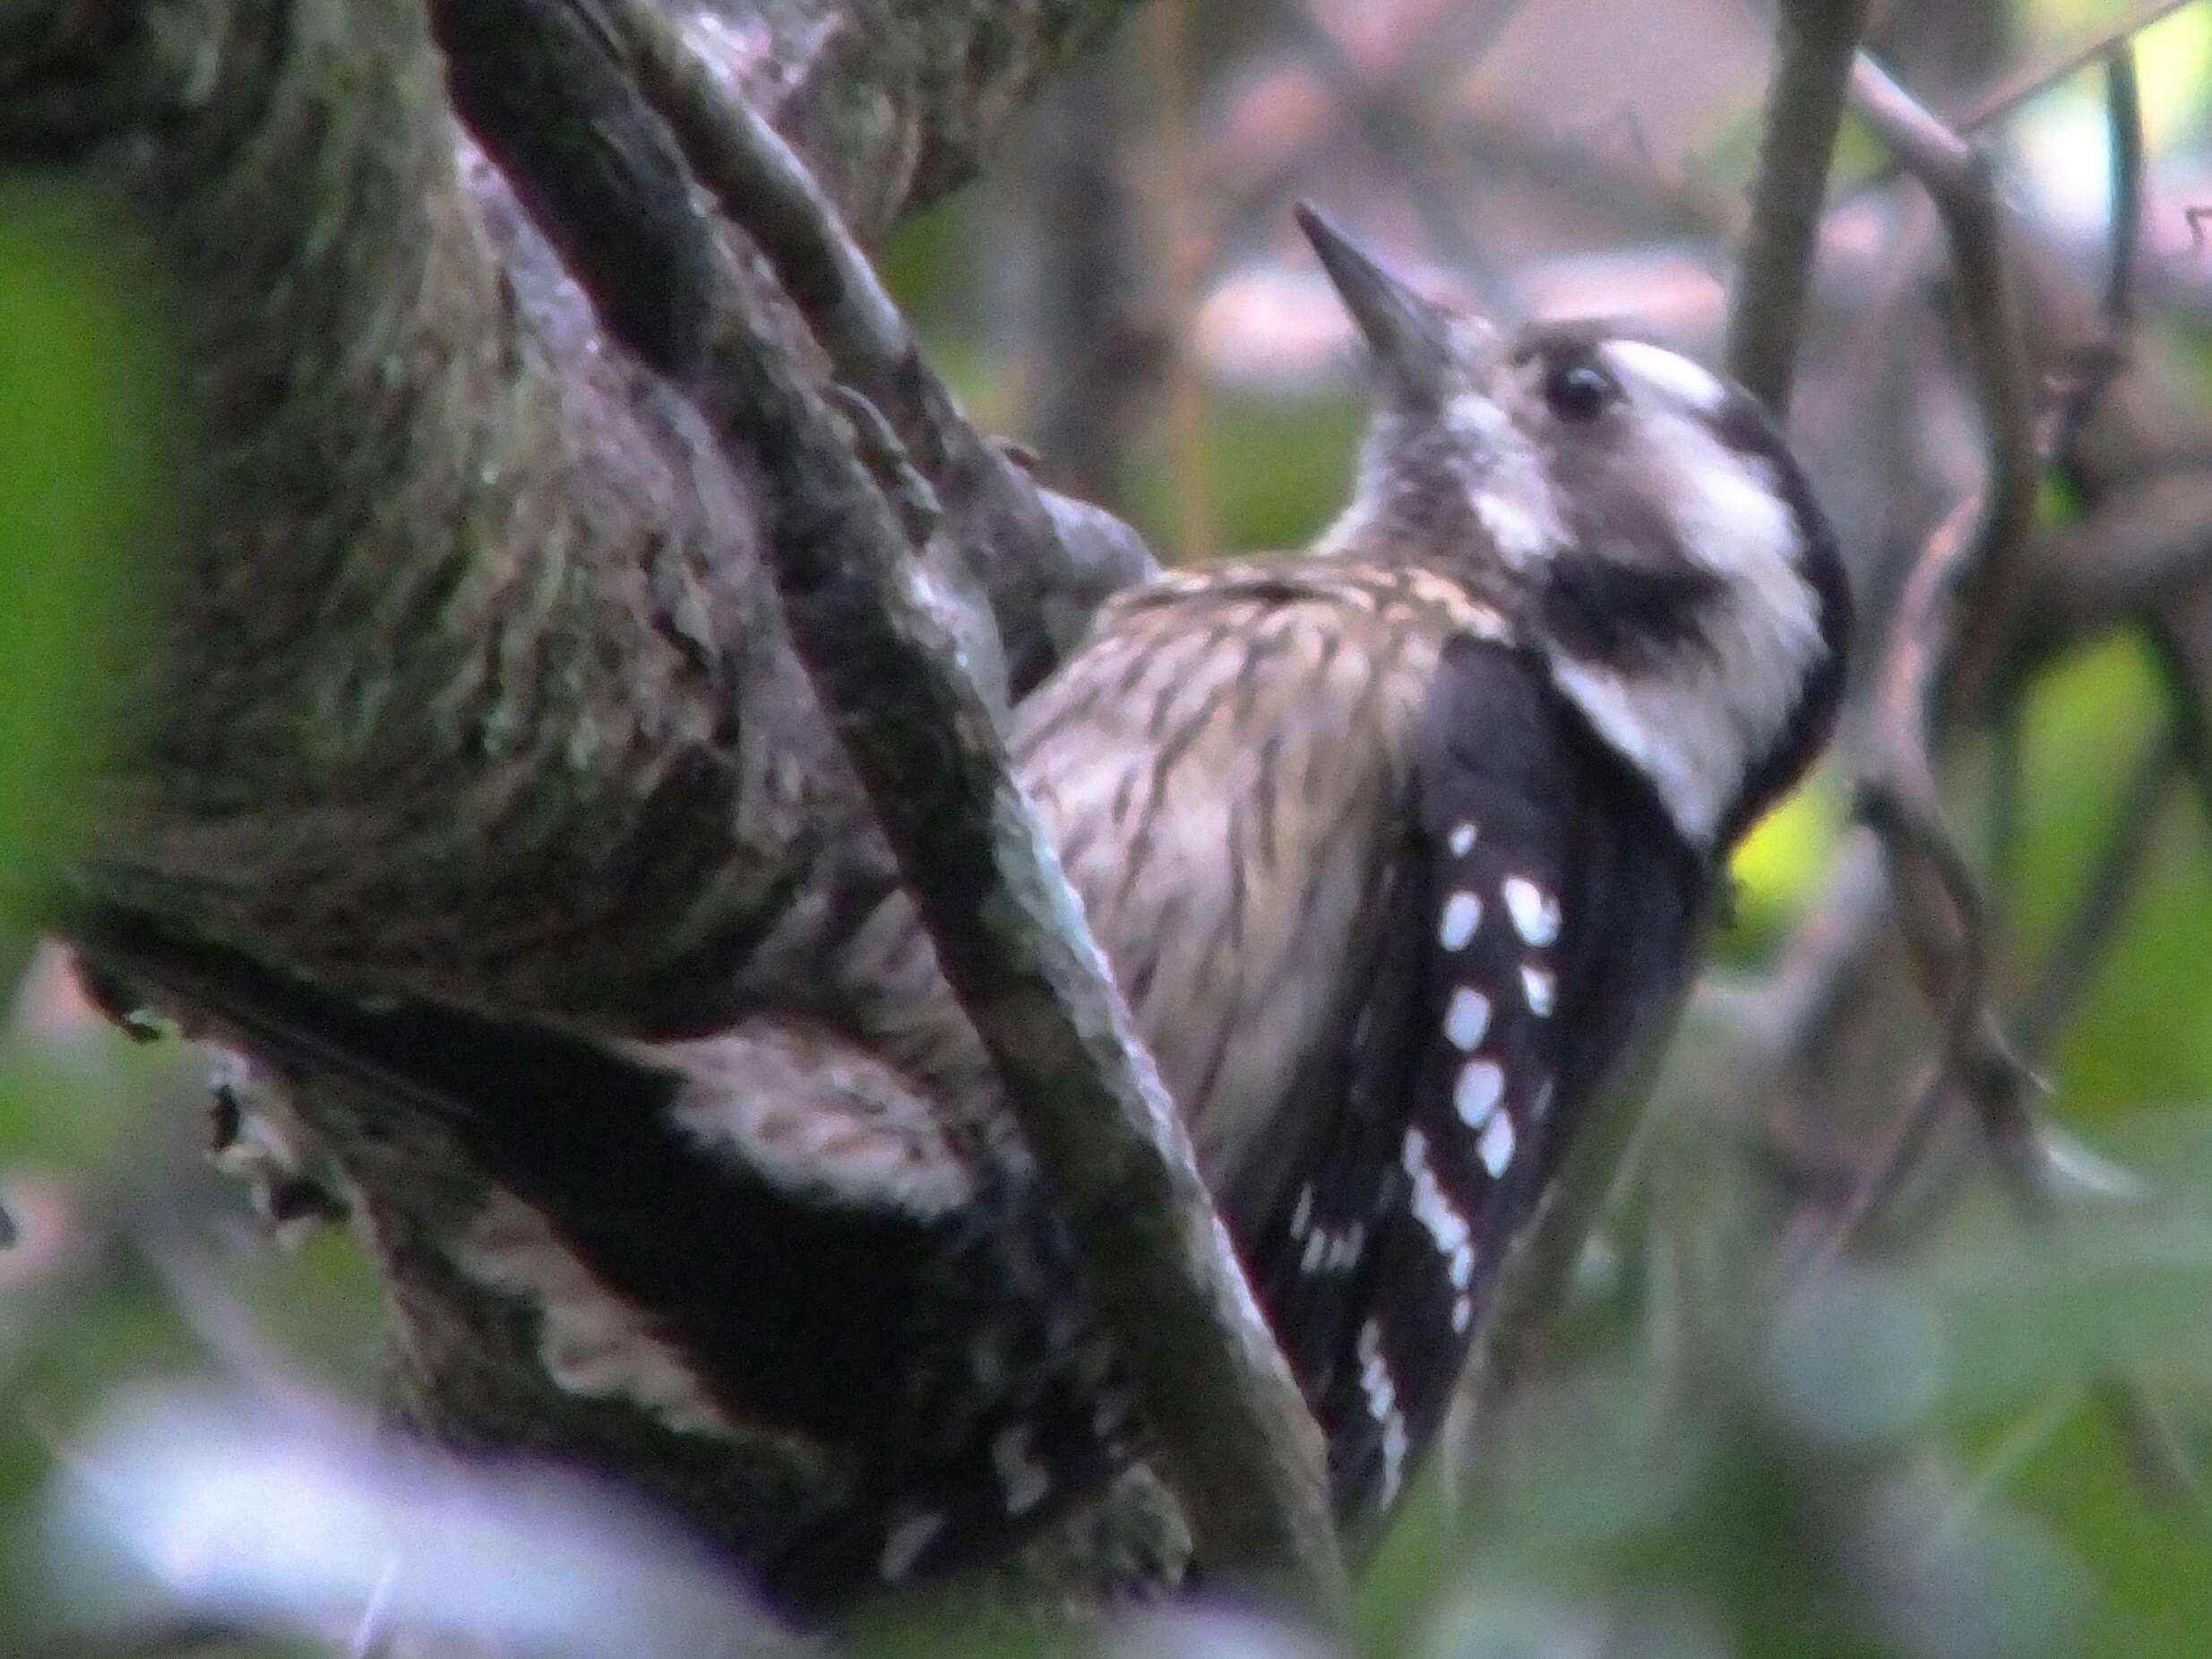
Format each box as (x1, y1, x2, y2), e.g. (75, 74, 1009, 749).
(0, 178, 173, 903)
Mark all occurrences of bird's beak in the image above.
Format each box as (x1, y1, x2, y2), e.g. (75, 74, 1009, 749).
(1295, 202, 1457, 403)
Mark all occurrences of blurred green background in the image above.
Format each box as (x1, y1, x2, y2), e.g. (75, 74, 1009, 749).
(10, 2, 2212, 1655)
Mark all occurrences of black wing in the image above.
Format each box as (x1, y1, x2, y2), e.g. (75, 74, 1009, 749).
(65, 910, 1138, 1612)
(1249, 633, 1709, 1531)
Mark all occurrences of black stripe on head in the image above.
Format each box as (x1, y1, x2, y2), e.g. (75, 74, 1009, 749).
(1536, 552, 1726, 673)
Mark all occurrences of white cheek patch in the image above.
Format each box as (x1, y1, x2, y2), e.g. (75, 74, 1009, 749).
(1605, 339, 1726, 414)
(991, 1423, 1052, 1516)
(1674, 451, 1808, 594)
(1549, 390, 1826, 847)
(1444, 390, 1569, 566)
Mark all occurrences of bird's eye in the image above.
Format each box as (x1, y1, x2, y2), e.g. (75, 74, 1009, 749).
(1542, 358, 1619, 424)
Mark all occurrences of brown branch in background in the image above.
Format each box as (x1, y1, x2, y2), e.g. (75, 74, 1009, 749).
(1827, 57, 2049, 1245)
(1207, 1, 1538, 297)
(1023, 54, 1154, 511)
(1270, 4, 1515, 313)
(1839, 0, 2196, 202)
(1839, 518, 2048, 1252)
(2051, 46, 2146, 479)
(1707, 3, 2212, 1300)
(1847, 58, 2038, 571)
(426, 0, 1347, 1614)
(2029, 473, 2212, 641)
(1988, 42, 2149, 1021)
(1942, 0, 2192, 148)
(1141, 0, 1216, 563)
(1724, 0, 1872, 416)
(2013, 723, 2176, 1060)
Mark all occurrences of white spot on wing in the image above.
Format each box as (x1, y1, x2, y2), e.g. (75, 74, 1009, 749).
(1501, 877, 1560, 946)
(1289, 1182, 1315, 1241)
(1454, 1060, 1503, 1126)
(455, 1195, 737, 1440)
(1439, 891, 1483, 950)
(992, 1423, 1051, 1516)
(1303, 1215, 1367, 1275)
(1444, 986, 1493, 1051)
(1478, 1109, 1517, 1177)
(1093, 1393, 1127, 1439)
(1606, 339, 1726, 413)
(1356, 1319, 1410, 1509)
(1520, 965, 1556, 1016)
(881, 1509, 948, 1580)
(1381, 1410, 1410, 1507)
(1325, 1222, 1366, 1270)
(1452, 1294, 1473, 1332)
(1402, 1128, 1476, 1293)
(1447, 821, 1477, 856)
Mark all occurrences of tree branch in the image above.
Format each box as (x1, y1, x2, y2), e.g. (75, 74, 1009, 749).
(610, 0, 1158, 694)
(1724, 0, 1872, 416)
(1817, 56, 2047, 1247)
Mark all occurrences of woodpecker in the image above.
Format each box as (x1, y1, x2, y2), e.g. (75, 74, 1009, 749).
(999, 204, 1850, 1528)
(76, 206, 1847, 1615)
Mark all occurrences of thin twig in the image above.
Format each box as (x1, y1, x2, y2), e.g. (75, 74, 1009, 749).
(2095, 1376, 2212, 1525)
(1945, 0, 2194, 149)
(1023, 55, 1151, 510)
(433, 0, 1343, 1611)
(1209, 0, 1536, 277)
(2012, 613, 2212, 1063)
(1829, 59, 2051, 1245)
(1724, 0, 1872, 416)
(606, 0, 1158, 694)
(1141, 0, 1216, 561)
(1848, 58, 2037, 520)
(1995, 42, 2148, 886)
(2014, 724, 2176, 1061)
(2098, 49, 2146, 343)
(2147, 616, 2212, 827)
(1269, 4, 1516, 314)
(1841, 0, 2199, 201)
(2052, 46, 2146, 481)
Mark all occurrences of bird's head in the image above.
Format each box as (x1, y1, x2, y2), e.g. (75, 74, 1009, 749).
(1296, 202, 1850, 853)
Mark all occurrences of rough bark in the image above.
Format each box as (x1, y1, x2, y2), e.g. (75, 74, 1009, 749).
(3, 0, 1141, 1036)
(2, 0, 1206, 1622)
